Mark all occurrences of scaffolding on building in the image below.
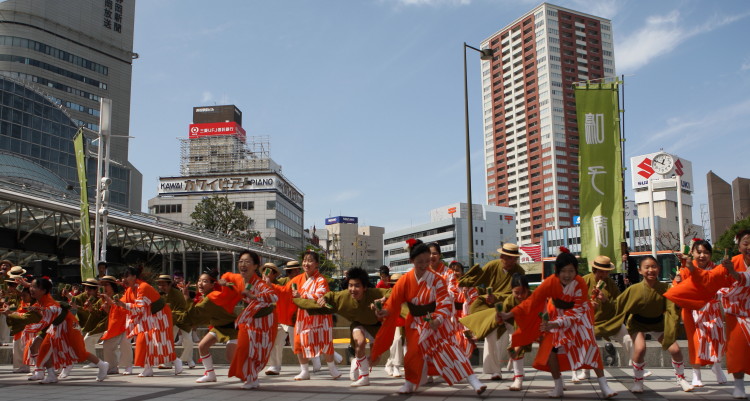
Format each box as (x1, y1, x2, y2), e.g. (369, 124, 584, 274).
(178, 135, 277, 176)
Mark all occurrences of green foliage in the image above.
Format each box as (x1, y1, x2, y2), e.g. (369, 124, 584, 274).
(190, 195, 253, 237)
(712, 216, 750, 262)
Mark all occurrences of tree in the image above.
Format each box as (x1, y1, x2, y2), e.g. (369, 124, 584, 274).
(713, 216, 750, 262)
(190, 195, 254, 237)
(655, 225, 702, 252)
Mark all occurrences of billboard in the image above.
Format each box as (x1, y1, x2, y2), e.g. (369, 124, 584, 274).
(157, 174, 303, 208)
(188, 121, 246, 142)
(630, 152, 693, 193)
(325, 216, 358, 225)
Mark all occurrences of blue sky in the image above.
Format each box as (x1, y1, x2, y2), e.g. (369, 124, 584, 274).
(129, 0, 750, 237)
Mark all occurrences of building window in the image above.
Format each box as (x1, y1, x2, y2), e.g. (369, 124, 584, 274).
(235, 201, 254, 210)
(266, 200, 276, 210)
(153, 204, 182, 214)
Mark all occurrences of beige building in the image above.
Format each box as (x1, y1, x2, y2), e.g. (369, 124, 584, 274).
(325, 216, 384, 274)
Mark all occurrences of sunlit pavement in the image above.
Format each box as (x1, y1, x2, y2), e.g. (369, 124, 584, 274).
(0, 364, 745, 401)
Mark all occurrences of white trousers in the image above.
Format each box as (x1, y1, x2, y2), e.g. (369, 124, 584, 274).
(102, 332, 133, 370)
(482, 329, 510, 375)
(174, 327, 195, 362)
(384, 327, 404, 369)
(83, 332, 103, 356)
(12, 337, 26, 370)
(266, 324, 293, 371)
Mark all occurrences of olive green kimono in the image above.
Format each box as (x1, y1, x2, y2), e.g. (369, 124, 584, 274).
(600, 280, 679, 350)
(163, 286, 191, 332)
(582, 273, 621, 338)
(184, 297, 238, 343)
(458, 260, 525, 314)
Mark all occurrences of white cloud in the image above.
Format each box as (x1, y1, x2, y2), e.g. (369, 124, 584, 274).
(742, 58, 750, 71)
(567, 0, 621, 19)
(631, 97, 750, 155)
(332, 190, 362, 202)
(616, 10, 750, 73)
(200, 91, 231, 105)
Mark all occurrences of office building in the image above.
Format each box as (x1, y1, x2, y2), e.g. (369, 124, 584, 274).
(0, 0, 142, 209)
(324, 216, 384, 274)
(707, 172, 750, 242)
(480, 3, 615, 243)
(148, 105, 305, 255)
(384, 203, 516, 273)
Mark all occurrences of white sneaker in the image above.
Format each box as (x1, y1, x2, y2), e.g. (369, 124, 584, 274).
(468, 375, 487, 395)
(384, 365, 393, 376)
(241, 380, 259, 390)
(329, 364, 342, 379)
(122, 366, 133, 375)
(174, 359, 183, 375)
(510, 375, 524, 391)
(398, 381, 416, 394)
(40, 375, 58, 384)
(631, 380, 644, 393)
(351, 375, 370, 387)
(294, 371, 310, 380)
(58, 365, 72, 379)
(28, 370, 44, 381)
(548, 387, 564, 397)
(678, 377, 694, 392)
(265, 367, 280, 375)
(734, 382, 747, 399)
(82, 362, 97, 369)
(643, 370, 653, 378)
(187, 360, 196, 369)
(350, 360, 358, 381)
(570, 370, 582, 384)
(333, 352, 343, 363)
(138, 365, 154, 377)
(392, 366, 402, 377)
(96, 361, 109, 382)
(196, 370, 217, 383)
(692, 376, 704, 388)
(577, 369, 590, 381)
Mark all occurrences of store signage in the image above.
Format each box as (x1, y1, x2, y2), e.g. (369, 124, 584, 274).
(188, 121, 246, 142)
(325, 216, 358, 225)
(158, 174, 303, 208)
(630, 152, 693, 192)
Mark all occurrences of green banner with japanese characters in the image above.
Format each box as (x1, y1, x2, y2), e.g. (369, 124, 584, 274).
(575, 83, 623, 270)
(74, 129, 95, 280)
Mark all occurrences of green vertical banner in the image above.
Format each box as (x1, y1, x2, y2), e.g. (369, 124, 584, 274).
(575, 83, 624, 270)
(74, 129, 95, 280)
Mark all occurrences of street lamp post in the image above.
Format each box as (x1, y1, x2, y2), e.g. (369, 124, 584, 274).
(94, 98, 112, 268)
(463, 43, 494, 267)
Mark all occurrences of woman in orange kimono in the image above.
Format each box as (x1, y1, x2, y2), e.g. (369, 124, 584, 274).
(228, 250, 277, 390)
(276, 250, 340, 380)
(27, 277, 109, 384)
(372, 239, 486, 395)
(499, 250, 616, 399)
(672, 239, 727, 387)
(667, 230, 750, 399)
(98, 275, 133, 375)
(103, 266, 181, 377)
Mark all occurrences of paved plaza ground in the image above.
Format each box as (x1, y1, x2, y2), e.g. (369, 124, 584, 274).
(0, 363, 745, 401)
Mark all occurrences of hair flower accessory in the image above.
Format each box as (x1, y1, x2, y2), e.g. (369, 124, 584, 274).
(559, 246, 570, 254)
(404, 238, 418, 250)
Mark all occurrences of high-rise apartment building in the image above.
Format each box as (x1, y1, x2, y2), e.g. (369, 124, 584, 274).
(481, 3, 615, 244)
(0, 0, 142, 209)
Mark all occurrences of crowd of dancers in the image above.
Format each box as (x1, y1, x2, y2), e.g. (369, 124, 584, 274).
(0, 231, 748, 398)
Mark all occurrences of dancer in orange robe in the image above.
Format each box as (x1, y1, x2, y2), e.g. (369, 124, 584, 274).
(372, 239, 486, 395)
(26, 277, 109, 384)
(666, 230, 750, 399)
(499, 250, 616, 399)
(103, 266, 180, 377)
(228, 250, 278, 390)
(275, 250, 340, 380)
(671, 239, 727, 387)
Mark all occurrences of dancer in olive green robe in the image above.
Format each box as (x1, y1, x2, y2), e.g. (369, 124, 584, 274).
(294, 267, 389, 387)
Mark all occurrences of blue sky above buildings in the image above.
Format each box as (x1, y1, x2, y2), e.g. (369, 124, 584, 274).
(129, 0, 750, 236)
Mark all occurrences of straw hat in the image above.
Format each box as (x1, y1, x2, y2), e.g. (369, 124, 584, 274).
(5, 274, 21, 284)
(81, 278, 99, 287)
(100, 275, 118, 284)
(156, 274, 173, 282)
(497, 243, 520, 257)
(591, 255, 615, 271)
(8, 266, 26, 276)
(262, 262, 280, 275)
(284, 260, 301, 270)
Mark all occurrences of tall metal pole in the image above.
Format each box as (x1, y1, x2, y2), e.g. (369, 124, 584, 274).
(463, 43, 475, 267)
(97, 98, 112, 263)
